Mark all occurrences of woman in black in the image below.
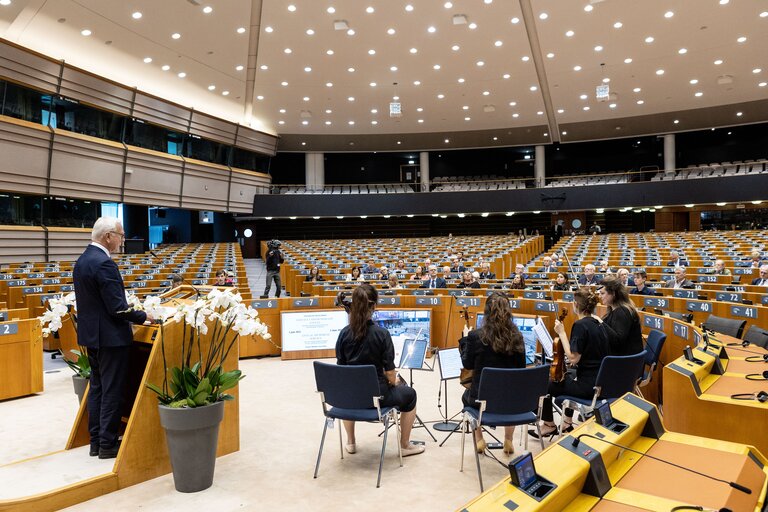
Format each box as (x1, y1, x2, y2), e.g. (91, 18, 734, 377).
(599, 276, 643, 356)
(305, 265, 324, 282)
(335, 284, 425, 457)
(532, 288, 610, 438)
(551, 272, 570, 291)
(457, 270, 481, 289)
(460, 292, 526, 454)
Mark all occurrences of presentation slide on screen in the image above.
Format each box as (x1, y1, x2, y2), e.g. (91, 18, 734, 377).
(476, 314, 538, 364)
(281, 310, 349, 352)
(373, 309, 431, 368)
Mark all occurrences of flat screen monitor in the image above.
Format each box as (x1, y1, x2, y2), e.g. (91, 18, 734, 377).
(476, 313, 537, 365)
(372, 309, 431, 368)
(280, 310, 349, 353)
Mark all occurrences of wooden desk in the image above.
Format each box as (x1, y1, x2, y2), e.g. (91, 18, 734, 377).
(0, 318, 42, 401)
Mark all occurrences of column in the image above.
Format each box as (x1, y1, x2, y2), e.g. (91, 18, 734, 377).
(419, 151, 430, 192)
(305, 152, 325, 192)
(535, 145, 545, 188)
(664, 134, 676, 172)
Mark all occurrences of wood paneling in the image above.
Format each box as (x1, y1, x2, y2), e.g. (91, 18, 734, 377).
(0, 40, 60, 94)
(47, 227, 91, 262)
(59, 68, 133, 116)
(0, 116, 51, 196)
(180, 159, 230, 211)
(132, 93, 191, 134)
(228, 169, 271, 214)
(49, 131, 125, 202)
(123, 147, 184, 207)
(0, 226, 46, 264)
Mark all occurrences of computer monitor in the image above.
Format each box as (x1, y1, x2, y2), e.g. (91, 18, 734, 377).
(476, 313, 537, 365)
(372, 309, 432, 368)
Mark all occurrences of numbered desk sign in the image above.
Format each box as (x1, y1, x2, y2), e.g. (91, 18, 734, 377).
(130, 281, 146, 288)
(415, 296, 442, 306)
(0, 274, 14, 280)
(377, 296, 401, 306)
(508, 298, 521, 310)
(22, 286, 44, 294)
(686, 301, 712, 313)
(730, 305, 758, 319)
(42, 278, 61, 285)
(524, 291, 548, 300)
(0, 311, 6, 321)
(39, 294, 58, 305)
(121, 270, 133, 276)
(715, 292, 742, 303)
(292, 298, 319, 307)
(28, 273, 44, 279)
(673, 322, 689, 340)
(534, 301, 558, 313)
(0, 323, 19, 335)
(326, 286, 341, 291)
(643, 315, 665, 330)
(562, 292, 574, 302)
(447, 289, 472, 297)
(643, 297, 669, 308)
(251, 299, 278, 309)
(191, 279, 204, 285)
(7, 280, 26, 287)
(699, 275, 719, 283)
(693, 331, 702, 345)
(456, 296, 481, 307)
(60, 285, 74, 292)
(673, 290, 697, 299)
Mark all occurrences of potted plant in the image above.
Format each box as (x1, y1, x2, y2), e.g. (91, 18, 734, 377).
(64, 348, 90, 404)
(142, 289, 269, 493)
(39, 293, 87, 402)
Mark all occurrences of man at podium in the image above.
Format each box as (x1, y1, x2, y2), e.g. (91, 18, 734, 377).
(74, 217, 153, 459)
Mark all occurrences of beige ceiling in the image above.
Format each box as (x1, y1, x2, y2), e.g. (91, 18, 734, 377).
(1, 0, 767, 150)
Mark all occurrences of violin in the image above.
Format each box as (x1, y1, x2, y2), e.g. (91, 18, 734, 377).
(549, 307, 570, 383)
(458, 306, 474, 389)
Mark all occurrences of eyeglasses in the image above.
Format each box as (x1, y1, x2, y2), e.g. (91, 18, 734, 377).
(109, 231, 126, 240)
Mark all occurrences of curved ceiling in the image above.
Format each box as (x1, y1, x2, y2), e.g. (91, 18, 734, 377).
(1, 0, 766, 151)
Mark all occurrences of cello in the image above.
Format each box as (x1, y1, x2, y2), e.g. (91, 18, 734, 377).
(549, 307, 569, 382)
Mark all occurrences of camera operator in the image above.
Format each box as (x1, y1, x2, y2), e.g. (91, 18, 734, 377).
(264, 240, 284, 298)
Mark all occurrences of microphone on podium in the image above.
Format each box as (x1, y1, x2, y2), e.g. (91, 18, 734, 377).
(570, 433, 752, 495)
(148, 250, 202, 299)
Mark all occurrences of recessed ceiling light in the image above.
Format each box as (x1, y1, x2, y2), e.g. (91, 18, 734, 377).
(301, 120, 309, 125)
(714, 59, 723, 65)
(584, 4, 593, 12)
(81, 29, 92, 36)
(695, 91, 703, 97)
(390, 66, 398, 71)
(279, 109, 286, 113)
(673, 119, 679, 124)
(302, 96, 310, 101)
(347, 67, 355, 72)
(347, 29, 355, 35)
(547, 52, 555, 58)
(437, 94, 445, 99)
(476, 61, 485, 66)
(387, 28, 396, 35)
(368, 49, 376, 55)
(457, 78, 465, 83)
(645, 36, 654, 43)
(237, 27, 246, 34)
(624, 58, 633, 64)
(237, 65, 245, 71)
(325, 121, 331, 125)
(264, 26, 273, 33)
(451, 45, 460, 51)
(719, 0, 729, 4)
(636, 100, 644, 105)
(633, 87, 641, 92)
(433, 64, 441, 70)
(503, 73, 510, 79)
(202, 6, 213, 14)
(177, 72, 186, 78)
(410, 47, 418, 54)
(444, 138, 450, 143)
(284, 48, 292, 54)
(371, 109, 378, 114)
(413, 80, 421, 85)
(348, 120, 355, 125)
(753, 68, 762, 74)
(207, 85, 215, 91)
(256, 95, 264, 100)
(656, 69, 664, 75)
(444, 1, 453, 7)
(557, 108, 564, 113)
(287, 4, 296, 11)
(482, 91, 490, 96)
(512, 113, 519, 118)
(574, 65, 582, 71)
(579, 94, 588, 100)
(366, 6, 375, 13)
(583, 106, 591, 111)
(369, 82, 377, 87)
(509, 101, 517, 106)
(689, 79, 698, 84)
(304, 66, 312, 72)
(678, 48, 687, 54)
(306, 29, 315, 35)
(463, 105, 470, 109)
(561, 131, 567, 135)
(405, 4, 414, 11)
(278, 120, 285, 125)
(418, 119, 424, 123)
(664, 11, 674, 18)
(327, 7, 335, 14)
(259, 64, 268, 70)
(161, 65, 170, 71)
(371, 120, 378, 125)
(347, 96, 355, 101)
(736, 111, 743, 116)
(614, 21, 623, 28)
(609, 103, 617, 108)
(522, 56, 530, 62)
(537, 111, 544, 115)
(737, 36, 747, 43)
(759, 82, 768, 87)
(132, 11, 142, 19)
(594, 45, 603, 52)
(464, 117, 471, 121)
(494, 40, 503, 47)
(565, 30, 574, 37)
(281, 81, 288, 86)
(416, 107, 423, 111)
(326, 82, 333, 87)
(468, 22, 477, 29)
(427, 26, 436, 33)
(761, 11, 768, 17)
(143, 57, 152, 63)
(530, 86, 537, 91)
(511, 17, 520, 23)
(171, 32, 181, 39)
(325, 109, 332, 113)
(539, 12, 548, 20)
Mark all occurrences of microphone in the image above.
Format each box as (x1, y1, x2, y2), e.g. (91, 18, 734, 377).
(147, 250, 202, 299)
(570, 433, 752, 495)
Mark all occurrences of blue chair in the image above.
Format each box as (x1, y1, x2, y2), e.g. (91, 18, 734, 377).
(312, 362, 401, 488)
(636, 331, 667, 398)
(460, 365, 551, 492)
(555, 351, 646, 431)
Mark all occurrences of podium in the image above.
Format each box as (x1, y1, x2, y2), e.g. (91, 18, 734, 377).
(0, 317, 42, 401)
(0, 286, 240, 511)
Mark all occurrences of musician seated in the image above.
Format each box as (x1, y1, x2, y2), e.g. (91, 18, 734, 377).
(345, 266, 366, 282)
(531, 288, 610, 439)
(577, 264, 602, 286)
(630, 270, 657, 295)
(335, 284, 424, 457)
(305, 266, 325, 283)
(457, 270, 480, 289)
(599, 276, 643, 356)
(420, 265, 447, 289)
(478, 262, 496, 280)
(508, 273, 525, 290)
(507, 263, 528, 280)
(751, 265, 768, 286)
(550, 272, 570, 291)
(713, 259, 732, 275)
(665, 267, 694, 289)
(460, 293, 526, 454)
(539, 256, 556, 273)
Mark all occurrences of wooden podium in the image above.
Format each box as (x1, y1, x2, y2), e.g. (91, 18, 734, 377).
(0, 317, 42, 401)
(0, 286, 240, 511)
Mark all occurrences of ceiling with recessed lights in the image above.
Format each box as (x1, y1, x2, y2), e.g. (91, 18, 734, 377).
(0, 0, 766, 151)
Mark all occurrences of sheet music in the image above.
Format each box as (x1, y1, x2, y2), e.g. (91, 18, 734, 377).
(534, 317, 554, 358)
(438, 347, 463, 380)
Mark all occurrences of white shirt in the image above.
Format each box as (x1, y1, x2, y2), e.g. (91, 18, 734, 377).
(90, 241, 110, 257)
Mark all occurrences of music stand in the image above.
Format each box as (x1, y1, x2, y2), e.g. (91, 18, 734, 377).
(391, 331, 438, 442)
(433, 347, 463, 434)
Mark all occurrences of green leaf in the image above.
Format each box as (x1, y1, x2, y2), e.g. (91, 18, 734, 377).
(186, 397, 196, 407)
(146, 382, 167, 398)
(219, 394, 234, 401)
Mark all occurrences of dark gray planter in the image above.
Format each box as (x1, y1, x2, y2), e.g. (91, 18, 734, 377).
(72, 375, 88, 405)
(158, 401, 225, 493)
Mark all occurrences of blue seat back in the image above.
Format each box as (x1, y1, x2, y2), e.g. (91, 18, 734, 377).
(476, 365, 551, 415)
(595, 351, 647, 399)
(644, 330, 667, 367)
(313, 362, 380, 409)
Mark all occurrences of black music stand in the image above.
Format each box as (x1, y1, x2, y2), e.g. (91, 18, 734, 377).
(433, 347, 463, 434)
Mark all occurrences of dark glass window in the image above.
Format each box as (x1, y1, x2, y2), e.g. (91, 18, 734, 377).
(42, 196, 100, 228)
(49, 96, 126, 142)
(124, 118, 185, 155)
(0, 192, 42, 226)
(185, 135, 230, 165)
(2, 81, 49, 125)
(231, 147, 270, 173)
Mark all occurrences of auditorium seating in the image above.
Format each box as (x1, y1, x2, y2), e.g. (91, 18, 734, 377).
(650, 158, 768, 181)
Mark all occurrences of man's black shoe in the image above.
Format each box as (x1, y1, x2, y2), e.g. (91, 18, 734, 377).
(98, 442, 121, 459)
(89, 445, 99, 457)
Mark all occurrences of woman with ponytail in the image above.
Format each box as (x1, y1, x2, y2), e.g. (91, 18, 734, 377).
(335, 283, 425, 457)
(531, 287, 610, 439)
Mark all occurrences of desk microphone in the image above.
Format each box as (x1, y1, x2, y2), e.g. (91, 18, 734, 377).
(148, 250, 202, 299)
(570, 433, 752, 495)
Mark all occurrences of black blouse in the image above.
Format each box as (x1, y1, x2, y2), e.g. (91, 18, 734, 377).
(569, 317, 610, 385)
(336, 320, 394, 393)
(460, 330, 526, 403)
(603, 305, 643, 356)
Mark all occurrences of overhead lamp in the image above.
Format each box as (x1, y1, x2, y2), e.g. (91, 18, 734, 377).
(716, 202, 726, 206)
(481, 213, 489, 217)
(452, 14, 468, 25)
(685, 204, 695, 208)
(333, 20, 349, 31)
(505, 212, 514, 216)
(752, 201, 763, 205)
(457, 213, 466, 218)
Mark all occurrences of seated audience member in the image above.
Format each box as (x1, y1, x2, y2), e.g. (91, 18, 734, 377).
(630, 270, 657, 295)
(532, 288, 610, 438)
(215, 269, 234, 286)
(386, 274, 402, 289)
(539, 256, 556, 273)
(589, 222, 602, 235)
(598, 259, 612, 274)
(478, 262, 496, 279)
(550, 272, 570, 291)
(346, 266, 365, 282)
(456, 251, 466, 264)
(459, 293, 526, 454)
(306, 265, 325, 282)
(421, 265, 447, 289)
(508, 263, 528, 280)
(578, 264, 601, 286)
(550, 253, 561, 267)
(667, 251, 688, 267)
(164, 273, 184, 293)
(450, 257, 466, 274)
(457, 270, 481, 289)
(599, 276, 643, 356)
(751, 265, 768, 286)
(423, 258, 432, 270)
(713, 259, 731, 275)
(363, 259, 378, 274)
(378, 266, 390, 281)
(394, 259, 408, 274)
(616, 268, 634, 287)
(509, 273, 526, 290)
(665, 267, 694, 289)
(517, 230, 526, 242)
(442, 265, 452, 276)
(750, 251, 763, 269)
(335, 284, 424, 457)
(410, 265, 426, 281)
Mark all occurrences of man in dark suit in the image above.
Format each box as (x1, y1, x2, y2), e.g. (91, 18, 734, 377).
(667, 251, 688, 267)
(630, 270, 657, 295)
(539, 256, 556, 273)
(751, 265, 768, 286)
(578, 264, 602, 286)
(74, 217, 152, 459)
(665, 267, 694, 289)
(421, 264, 447, 289)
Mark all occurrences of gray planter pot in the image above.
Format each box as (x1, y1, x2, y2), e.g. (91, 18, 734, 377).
(72, 375, 88, 405)
(158, 400, 225, 493)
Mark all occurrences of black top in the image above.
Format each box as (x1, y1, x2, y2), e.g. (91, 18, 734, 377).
(265, 249, 284, 271)
(630, 285, 657, 296)
(457, 281, 481, 289)
(478, 272, 496, 279)
(552, 282, 570, 291)
(336, 320, 394, 393)
(603, 306, 643, 356)
(460, 330, 526, 403)
(305, 274, 325, 282)
(569, 317, 610, 386)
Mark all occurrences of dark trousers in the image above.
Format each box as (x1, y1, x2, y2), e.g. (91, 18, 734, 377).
(541, 374, 596, 423)
(87, 346, 130, 449)
(264, 269, 281, 297)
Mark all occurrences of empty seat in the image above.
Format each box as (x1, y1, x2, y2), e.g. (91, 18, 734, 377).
(703, 314, 746, 339)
